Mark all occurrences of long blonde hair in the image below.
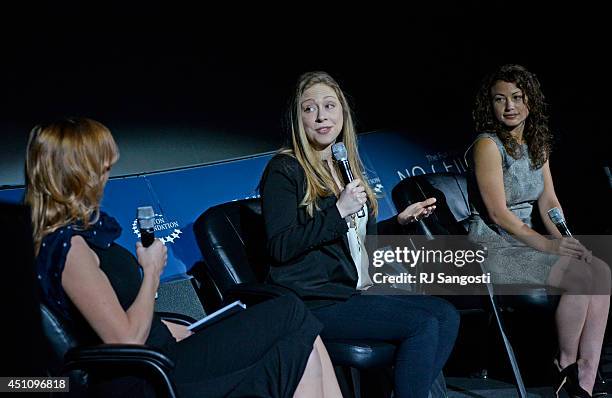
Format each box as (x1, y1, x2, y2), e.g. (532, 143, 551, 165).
(284, 71, 378, 217)
(25, 118, 119, 253)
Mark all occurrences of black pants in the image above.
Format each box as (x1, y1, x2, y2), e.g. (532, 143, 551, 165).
(311, 293, 459, 398)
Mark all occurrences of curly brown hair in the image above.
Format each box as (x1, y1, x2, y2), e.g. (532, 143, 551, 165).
(472, 64, 552, 169)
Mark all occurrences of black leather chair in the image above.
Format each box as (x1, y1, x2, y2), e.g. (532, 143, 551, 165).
(193, 198, 396, 398)
(391, 171, 562, 310)
(392, 172, 561, 395)
(2, 202, 48, 378)
(2, 201, 191, 397)
(42, 303, 190, 397)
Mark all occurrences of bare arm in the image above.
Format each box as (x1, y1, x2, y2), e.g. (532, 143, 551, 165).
(62, 236, 167, 344)
(473, 138, 584, 258)
(536, 160, 563, 238)
(474, 138, 553, 252)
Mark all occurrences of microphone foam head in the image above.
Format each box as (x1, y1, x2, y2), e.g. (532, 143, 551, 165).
(331, 142, 348, 161)
(137, 206, 155, 229)
(547, 207, 564, 224)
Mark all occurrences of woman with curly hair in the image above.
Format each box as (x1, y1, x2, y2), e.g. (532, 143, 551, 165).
(466, 64, 610, 397)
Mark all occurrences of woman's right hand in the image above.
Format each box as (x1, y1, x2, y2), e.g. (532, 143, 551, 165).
(336, 178, 367, 218)
(136, 239, 168, 277)
(546, 237, 590, 261)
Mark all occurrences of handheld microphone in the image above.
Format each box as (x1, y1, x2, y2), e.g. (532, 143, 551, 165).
(331, 142, 365, 218)
(547, 207, 572, 237)
(137, 206, 156, 247)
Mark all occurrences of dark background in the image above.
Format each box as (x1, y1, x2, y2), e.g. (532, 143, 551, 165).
(1, 4, 610, 232)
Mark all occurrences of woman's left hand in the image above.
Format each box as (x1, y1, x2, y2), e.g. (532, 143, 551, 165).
(397, 197, 437, 226)
(161, 320, 194, 342)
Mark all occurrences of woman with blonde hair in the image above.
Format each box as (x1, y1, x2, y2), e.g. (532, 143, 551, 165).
(28, 117, 343, 398)
(260, 71, 460, 397)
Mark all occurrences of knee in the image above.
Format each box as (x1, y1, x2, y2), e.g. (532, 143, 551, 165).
(412, 315, 441, 346)
(591, 257, 610, 278)
(431, 297, 461, 332)
(590, 257, 611, 293)
(440, 303, 460, 345)
(442, 301, 460, 331)
(566, 261, 594, 292)
(581, 265, 595, 290)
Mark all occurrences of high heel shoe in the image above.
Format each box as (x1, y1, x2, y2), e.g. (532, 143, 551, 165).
(554, 359, 592, 398)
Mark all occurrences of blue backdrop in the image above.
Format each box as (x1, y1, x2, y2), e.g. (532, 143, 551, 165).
(0, 130, 468, 281)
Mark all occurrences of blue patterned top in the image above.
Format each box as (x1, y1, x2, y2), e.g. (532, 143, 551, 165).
(35, 212, 122, 320)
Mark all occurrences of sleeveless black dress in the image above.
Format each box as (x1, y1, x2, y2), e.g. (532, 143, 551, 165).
(37, 213, 321, 398)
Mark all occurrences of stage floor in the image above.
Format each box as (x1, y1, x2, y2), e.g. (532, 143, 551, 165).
(447, 343, 612, 397)
(447, 377, 555, 397)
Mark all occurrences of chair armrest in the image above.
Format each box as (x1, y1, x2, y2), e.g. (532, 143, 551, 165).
(157, 312, 196, 326)
(224, 282, 298, 306)
(64, 344, 175, 371)
(63, 344, 178, 397)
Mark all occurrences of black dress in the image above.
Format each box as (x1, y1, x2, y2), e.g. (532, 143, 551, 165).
(36, 214, 322, 398)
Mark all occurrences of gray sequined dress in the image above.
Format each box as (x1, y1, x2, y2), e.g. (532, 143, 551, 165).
(466, 133, 559, 284)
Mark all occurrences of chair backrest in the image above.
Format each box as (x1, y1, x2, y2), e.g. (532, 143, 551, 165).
(392, 172, 471, 235)
(0, 202, 85, 375)
(0, 202, 48, 377)
(40, 303, 80, 374)
(194, 198, 270, 295)
(39, 303, 94, 392)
